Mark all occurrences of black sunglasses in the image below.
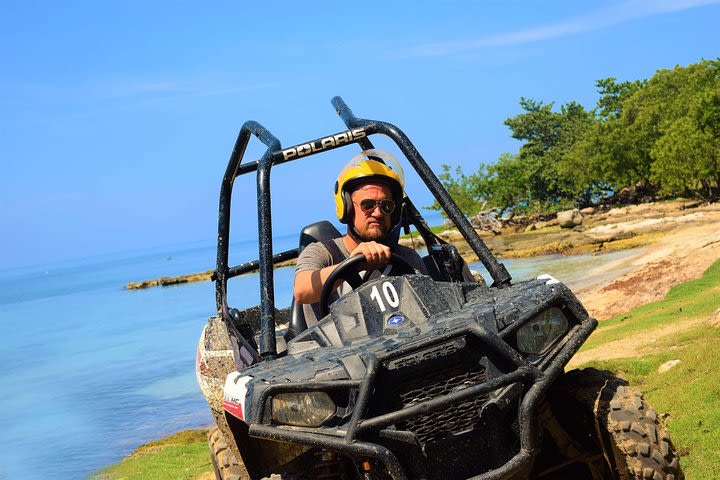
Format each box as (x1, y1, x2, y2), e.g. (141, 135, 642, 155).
(354, 199, 396, 214)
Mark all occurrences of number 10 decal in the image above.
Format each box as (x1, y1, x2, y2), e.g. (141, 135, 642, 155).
(369, 281, 400, 312)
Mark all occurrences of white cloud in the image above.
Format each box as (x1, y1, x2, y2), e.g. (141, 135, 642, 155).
(47, 76, 278, 103)
(398, 0, 720, 58)
(88, 79, 189, 98)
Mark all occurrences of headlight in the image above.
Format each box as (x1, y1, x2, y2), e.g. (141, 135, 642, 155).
(516, 307, 569, 355)
(271, 392, 336, 427)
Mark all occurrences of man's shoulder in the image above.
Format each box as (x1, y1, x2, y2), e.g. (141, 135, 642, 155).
(300, 237, 344, 254)
(296, 241, 333, 272)
(296, 237, 348, 272)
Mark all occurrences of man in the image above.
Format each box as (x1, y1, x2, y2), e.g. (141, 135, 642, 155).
(294, 150, 427, 325)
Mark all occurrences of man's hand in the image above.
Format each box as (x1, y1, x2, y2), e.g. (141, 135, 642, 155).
(350, 241, 391, 271)
(294, 241, 391, 305)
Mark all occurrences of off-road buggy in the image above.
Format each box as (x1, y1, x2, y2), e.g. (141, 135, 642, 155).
(196, 97, 682, 479)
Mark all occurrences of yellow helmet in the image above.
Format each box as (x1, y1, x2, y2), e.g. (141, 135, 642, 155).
(334, 150, 405, 225)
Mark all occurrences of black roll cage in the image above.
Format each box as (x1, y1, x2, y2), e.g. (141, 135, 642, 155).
(214, 96, 512, 360)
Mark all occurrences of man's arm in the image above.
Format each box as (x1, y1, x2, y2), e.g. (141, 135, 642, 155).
(293, 264, 340, 305)
(293, 241, 391, 304)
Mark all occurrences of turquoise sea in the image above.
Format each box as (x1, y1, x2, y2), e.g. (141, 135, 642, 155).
(0, 235, 297, 480)
(0, 233, 639, 479)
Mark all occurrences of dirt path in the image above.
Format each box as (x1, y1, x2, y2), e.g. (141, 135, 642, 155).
(569, 203, 720, 364)
(579, 213, 720, 320)
(568, 316, 706, 368)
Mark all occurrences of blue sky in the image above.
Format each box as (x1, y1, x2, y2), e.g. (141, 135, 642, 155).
(1, 0, 718, 270)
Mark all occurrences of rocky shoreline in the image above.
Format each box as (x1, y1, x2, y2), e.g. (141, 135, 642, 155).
(403, 200, 716, 261)
(126, 200, 718, 290)
(126, 269, 215, 289)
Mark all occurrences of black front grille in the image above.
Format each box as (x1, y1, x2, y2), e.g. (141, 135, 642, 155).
(366, 339, 521, 479)
(393, 362, 488, 445)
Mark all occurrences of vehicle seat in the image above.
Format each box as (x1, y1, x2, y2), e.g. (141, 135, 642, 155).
(285, 221, 341, 341)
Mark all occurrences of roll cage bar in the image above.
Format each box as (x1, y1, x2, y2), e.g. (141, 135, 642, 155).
(215, 96, 511, 360)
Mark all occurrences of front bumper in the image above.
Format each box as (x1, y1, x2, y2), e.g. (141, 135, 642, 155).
(246, 315, 597, 480)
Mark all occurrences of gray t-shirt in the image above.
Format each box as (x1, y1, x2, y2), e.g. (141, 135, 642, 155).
(295, 237, 427, 325)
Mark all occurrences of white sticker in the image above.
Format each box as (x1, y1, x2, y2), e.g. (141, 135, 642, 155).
(537, 274, 560, 285)
(223, 373, 253, 420)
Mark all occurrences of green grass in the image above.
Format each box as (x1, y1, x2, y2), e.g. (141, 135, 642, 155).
(581, 259, 720, 350)
(578, 259, 720, 479)
(93, 430, 212, 480)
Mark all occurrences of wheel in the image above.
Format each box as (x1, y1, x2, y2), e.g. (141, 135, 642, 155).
(548, 368, 683, 480)
(208, 426, 308, 480)
(318, 252, 416, 317)
(208, 427, 247, 480)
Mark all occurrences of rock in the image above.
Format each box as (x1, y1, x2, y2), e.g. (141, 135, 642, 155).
(658, 359, 681, 373)
(438, 229, 464, 243)
(607, 207, 628, 216)
(616, 187, 635, 203)
(681, 200, 704, 210)
(398, 236, 426, 248)
(469, 212, 502, 235)
(585, 229, 634, 243)
(534, 221, 549, 229)
(524, 224, 536, 232)
(580, 206, 596, 215)
(557, 209, 584, 228)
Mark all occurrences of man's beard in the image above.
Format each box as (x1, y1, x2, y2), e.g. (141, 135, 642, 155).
(357, 222, 389, 242)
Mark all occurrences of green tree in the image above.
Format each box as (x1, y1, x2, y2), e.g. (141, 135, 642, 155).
(486, 153, 533, 214)
(430, 59, 720, 216)
(427, 164, 492, 216)
(594, 77, 646, 120)
(504, 98, 595, 204)
(427, 154, 529, 217)
(650, 79, 720, 199)
(568, 77, 648, 198)
(619, 60, 719, 196)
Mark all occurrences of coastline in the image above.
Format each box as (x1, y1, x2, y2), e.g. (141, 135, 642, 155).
(126, 199, 720, 293)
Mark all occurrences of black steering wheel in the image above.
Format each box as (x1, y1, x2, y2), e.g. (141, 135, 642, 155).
(318, 253, 416, 318)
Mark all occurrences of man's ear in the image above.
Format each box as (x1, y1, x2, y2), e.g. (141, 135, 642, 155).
(340, 190, 354, 223)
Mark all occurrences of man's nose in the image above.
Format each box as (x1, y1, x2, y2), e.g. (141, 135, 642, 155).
(369, 204, 385, 216)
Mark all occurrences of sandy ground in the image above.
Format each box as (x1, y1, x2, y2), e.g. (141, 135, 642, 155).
(567, 202, 720, 366)
(578, 203, 720, 320)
